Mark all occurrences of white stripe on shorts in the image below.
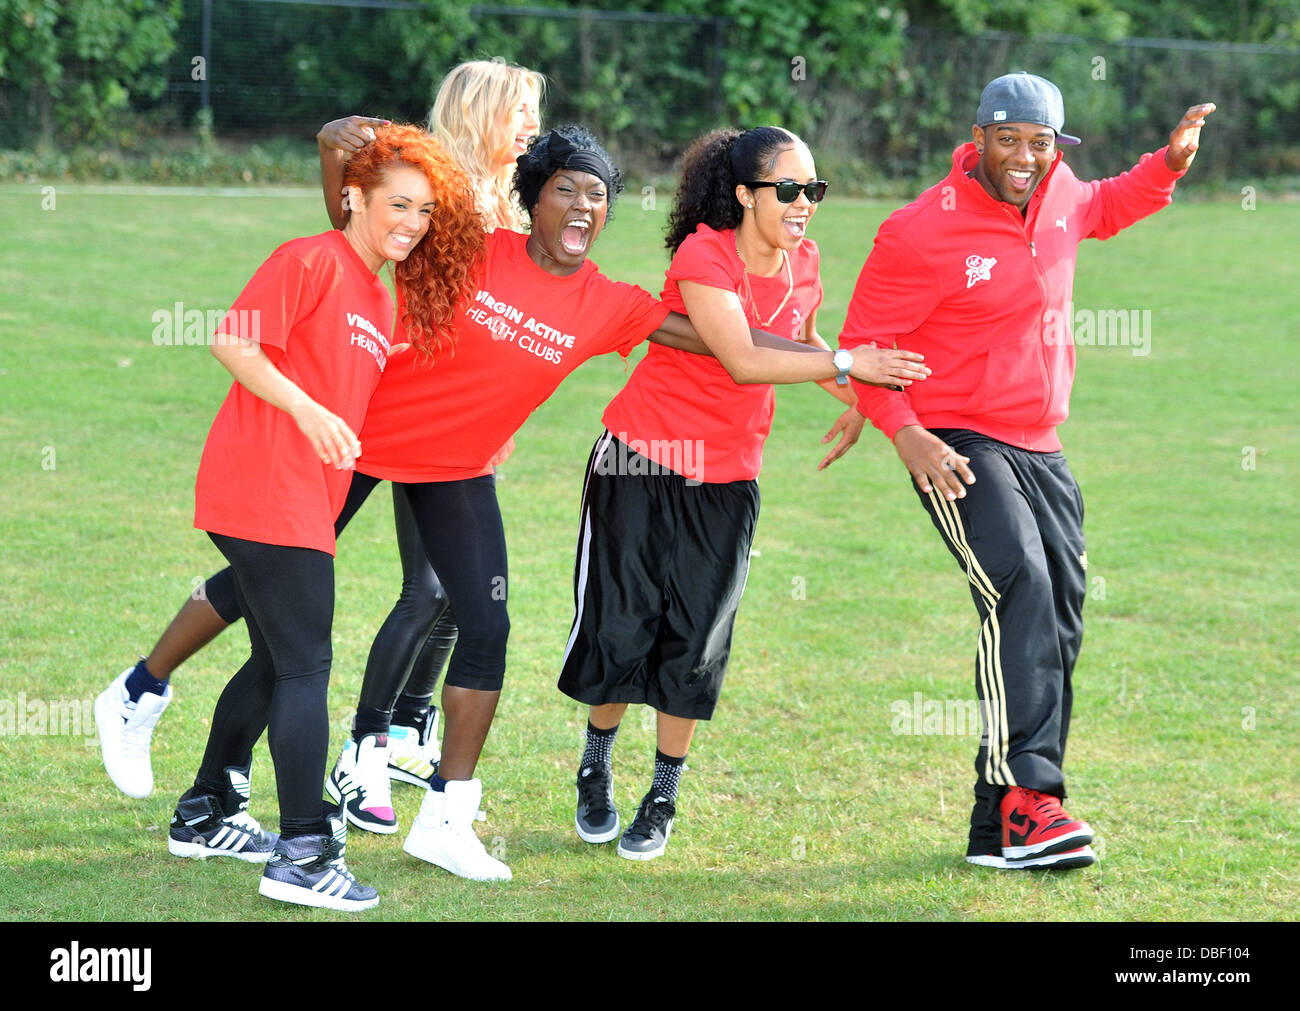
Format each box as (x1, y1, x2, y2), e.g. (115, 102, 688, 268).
(561, 431, 615, 667)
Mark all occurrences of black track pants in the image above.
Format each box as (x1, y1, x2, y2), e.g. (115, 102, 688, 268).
(915, 429, 1086, 799)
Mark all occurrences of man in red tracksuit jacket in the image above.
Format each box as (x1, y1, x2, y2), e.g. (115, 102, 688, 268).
(840, 72, 1215, 870)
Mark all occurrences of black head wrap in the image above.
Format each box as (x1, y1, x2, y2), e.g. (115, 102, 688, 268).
(517, 129, 613, 190)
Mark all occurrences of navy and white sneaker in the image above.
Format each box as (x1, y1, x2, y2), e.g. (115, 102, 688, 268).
(575, 764, 619, 844)
(617, 791, 675, 861)
(259, 812, 378, 912)
(168, 765, 277, 862)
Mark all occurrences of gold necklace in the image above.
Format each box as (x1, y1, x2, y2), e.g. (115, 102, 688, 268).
(736, 240, 793, 328)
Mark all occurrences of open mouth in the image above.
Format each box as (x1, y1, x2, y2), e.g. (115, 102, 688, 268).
(1006, 169, 1034, 191)
(784, 214, 808, 239)
(561, 218, 590, 254)
(387, 232, 421, 258)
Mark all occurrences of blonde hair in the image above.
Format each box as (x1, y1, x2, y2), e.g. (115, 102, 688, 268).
(429, 60, 545, 233)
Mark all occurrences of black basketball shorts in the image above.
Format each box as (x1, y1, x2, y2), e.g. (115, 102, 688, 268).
(557, 431, 760, 720)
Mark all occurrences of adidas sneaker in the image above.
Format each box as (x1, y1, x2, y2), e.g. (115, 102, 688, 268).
(326, 734, 397, 834)
(258, 810, 378, 912)
(168, 765, 277, 862)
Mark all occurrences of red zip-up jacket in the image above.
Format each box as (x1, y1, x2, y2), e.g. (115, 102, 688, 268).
(841, 142, 1186, 452)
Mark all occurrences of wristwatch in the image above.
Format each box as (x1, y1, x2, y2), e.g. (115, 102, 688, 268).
(833, 348, 854, 385)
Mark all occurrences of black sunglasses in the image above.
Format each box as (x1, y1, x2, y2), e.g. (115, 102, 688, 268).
(744, 179, 829, 203)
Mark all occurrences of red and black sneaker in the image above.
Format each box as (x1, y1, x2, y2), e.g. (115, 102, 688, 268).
(1001, 787, 1093, 861)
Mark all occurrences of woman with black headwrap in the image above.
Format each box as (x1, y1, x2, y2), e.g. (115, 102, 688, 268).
(353, 126, 923, 882)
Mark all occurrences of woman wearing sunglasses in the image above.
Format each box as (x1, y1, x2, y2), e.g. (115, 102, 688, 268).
(558, 126, 929, 860)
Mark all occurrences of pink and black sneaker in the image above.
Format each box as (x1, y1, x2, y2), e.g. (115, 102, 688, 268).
(326, 733, 398, 834)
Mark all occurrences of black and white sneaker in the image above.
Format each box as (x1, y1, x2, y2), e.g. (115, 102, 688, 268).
(168, 766, 278, 863)
(575, 764, 619, 844)
(258, 809, 378, 911)
(326, 733, 397, 834)
(617, 791, 675, 861)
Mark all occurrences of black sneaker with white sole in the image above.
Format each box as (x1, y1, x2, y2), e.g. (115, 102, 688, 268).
(168, 789, 278, 862)
(575, 764, 619, 843)
(258, 811, 378, 911)
(617, 791, 675, 861)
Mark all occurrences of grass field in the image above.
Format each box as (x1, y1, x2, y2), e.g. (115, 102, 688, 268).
(0, 181, 1295, 924)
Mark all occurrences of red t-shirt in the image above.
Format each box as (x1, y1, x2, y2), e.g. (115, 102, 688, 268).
(194, 230, 396, 555)
(358, 229, 671, 483)
(601, 224, 823, 483)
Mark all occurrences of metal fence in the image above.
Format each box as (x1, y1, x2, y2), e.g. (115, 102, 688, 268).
(821, 29, 1300, 182)
(153, 0, 728, 173)
(4, 0, 1298, 183)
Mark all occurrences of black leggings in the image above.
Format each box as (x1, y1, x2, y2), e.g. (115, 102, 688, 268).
(194, 473, 507, 792)
(396, 475, 510, 691)
(353, 481, 459, 735)
(201, 476, 459, 734)
(341, 474, 507, 692)
(195, 534, 334, 838)
(344, 473, 509, 691)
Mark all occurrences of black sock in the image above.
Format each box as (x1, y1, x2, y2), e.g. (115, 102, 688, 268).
(352, 705, 391, 741)
(393, 697, 435, 733)
(651, 749, 686, 802)
(581, 721, 619, 769)
(124, 657, 169, 702)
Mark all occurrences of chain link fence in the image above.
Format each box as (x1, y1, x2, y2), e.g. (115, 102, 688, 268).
(150, 0, 727, 174)
(803, 28, 1300, 183)
(3, 0, 1297, 184)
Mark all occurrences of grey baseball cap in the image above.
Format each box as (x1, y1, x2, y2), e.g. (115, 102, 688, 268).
(976, 72, 1081, 145)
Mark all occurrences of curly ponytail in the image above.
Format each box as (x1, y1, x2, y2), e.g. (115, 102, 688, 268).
(665, 126, 797, 256)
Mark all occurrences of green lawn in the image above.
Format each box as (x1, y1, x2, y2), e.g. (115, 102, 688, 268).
(0, 182, 1295, 922)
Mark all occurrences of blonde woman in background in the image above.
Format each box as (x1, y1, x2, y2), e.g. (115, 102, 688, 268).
(321, 59, 543, 232)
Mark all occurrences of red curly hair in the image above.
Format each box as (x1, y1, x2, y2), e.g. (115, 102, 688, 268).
(344, 123, 484, 358)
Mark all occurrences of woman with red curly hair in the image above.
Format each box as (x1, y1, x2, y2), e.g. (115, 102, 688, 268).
(168, 124, 482, 912)
(94, 62, 543, 825)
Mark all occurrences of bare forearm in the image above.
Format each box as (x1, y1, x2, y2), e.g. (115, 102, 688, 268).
(318, 141, 348, 230)
(653, 312, 827, 360)
(719, 345, 841, 385)
(749, 327, 823, 353)
(211, 338, 312, 416)
(648, 311, 711, 355)
(212, 337, 360, 468)
(817, 376, 857, 406)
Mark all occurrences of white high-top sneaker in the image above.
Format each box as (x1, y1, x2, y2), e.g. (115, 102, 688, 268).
(402, 778, 512, 881)
(325, 733, 397, 834)
(95, 665, 172, 798)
